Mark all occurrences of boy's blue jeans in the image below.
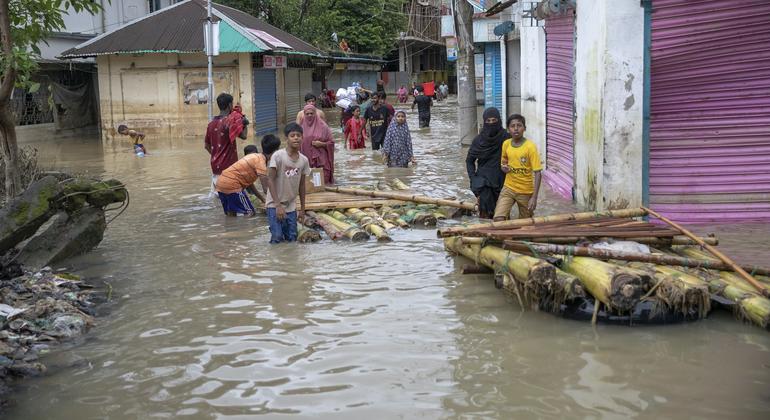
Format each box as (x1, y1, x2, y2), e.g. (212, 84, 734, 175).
(267, 208, 297, 243)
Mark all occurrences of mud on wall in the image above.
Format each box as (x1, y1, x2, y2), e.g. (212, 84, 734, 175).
(97, 53, 254, 140)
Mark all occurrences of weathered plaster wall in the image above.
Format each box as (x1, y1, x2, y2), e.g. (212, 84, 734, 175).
(519, 25, 547, 157)
(574, 0, 644, 210)
(97, 53, 246, 140)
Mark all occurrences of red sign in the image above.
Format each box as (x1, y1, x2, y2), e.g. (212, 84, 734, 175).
(262, 55, 286, 69)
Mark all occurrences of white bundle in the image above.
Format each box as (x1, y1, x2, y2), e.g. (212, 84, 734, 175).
(335, 98, 352, 109)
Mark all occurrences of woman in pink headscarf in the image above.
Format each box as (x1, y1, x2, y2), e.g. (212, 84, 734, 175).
(300, 104, 335, 184)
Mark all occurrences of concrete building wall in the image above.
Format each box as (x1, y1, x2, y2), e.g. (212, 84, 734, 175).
(505, 38, 521, 116)
(519, 25, 547, 160)
(574, 0, 644, 210)
(97, 53, 244, 140)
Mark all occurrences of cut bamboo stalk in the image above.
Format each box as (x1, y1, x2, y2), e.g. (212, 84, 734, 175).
(365, 223, 392, 242)
(504, 242, 769, 275)
(306, 211, 343, 240)
(643, 206, 769, 297)
(623, 262, 711, 319)
(444, 237, 556, 310)
(560, 257, 651, 313)
(314, 212, 369, 241)
(380, 207, 410, 228)
(404, 209, 438, 226)
(390, 178, 410, 191)
(327, 186, 477, 211)
(437, 208, 648, 237)
(297, 224, 322, 243)
(329, 210, 348, 221)
(377, 181, 393, 191)
(543, 268, 586, 314)
(362, 208, 397, 230)
(433, 212, 447, 221)
(344, 208, 375, 227)
(670, 265, 770, 328)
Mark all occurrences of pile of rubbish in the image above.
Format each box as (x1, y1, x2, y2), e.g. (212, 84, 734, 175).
(0, 261, 99, 396)
(439, 208, 770, 329)
(0, 174, 126, 400)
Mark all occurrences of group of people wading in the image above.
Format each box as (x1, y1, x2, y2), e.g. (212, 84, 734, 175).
(204, 91, 420, 244)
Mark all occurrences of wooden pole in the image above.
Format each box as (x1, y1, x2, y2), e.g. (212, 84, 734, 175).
(327, 186, 477, 211)
(503, 241, 770, 276)
(642, 206, 769, 297)
(437, 208, 648, 237)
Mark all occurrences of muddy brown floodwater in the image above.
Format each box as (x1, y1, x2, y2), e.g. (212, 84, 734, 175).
(7, 99, 770, 419)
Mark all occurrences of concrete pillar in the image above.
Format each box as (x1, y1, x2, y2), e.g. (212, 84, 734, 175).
(237, 52, 254, 140)
(574, 0, 644, 210)
(506, 38, 521, 116)
(519, 24, 547, 161)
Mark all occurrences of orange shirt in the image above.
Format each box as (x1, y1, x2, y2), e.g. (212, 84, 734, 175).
(215, 153, 267, 194)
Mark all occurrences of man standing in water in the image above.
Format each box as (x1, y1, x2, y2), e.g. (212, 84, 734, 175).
(205, 93, 249, 189)
(412, 86, 433, 128)
(364, 92, 392, 151)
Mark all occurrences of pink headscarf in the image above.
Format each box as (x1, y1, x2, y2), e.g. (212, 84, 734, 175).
(300, 104, 335, 184)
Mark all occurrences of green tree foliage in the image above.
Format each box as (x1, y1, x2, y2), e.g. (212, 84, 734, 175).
(219, 0, 407, 56)
(0, 0, 101, 199)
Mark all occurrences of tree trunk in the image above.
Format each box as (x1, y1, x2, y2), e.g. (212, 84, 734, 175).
(454, 0, 477, 146)
(0, 104, 20, 200)
(0, 0, 21, 200)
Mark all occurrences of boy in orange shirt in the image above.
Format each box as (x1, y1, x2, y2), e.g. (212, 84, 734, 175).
(493, 114, 542, 220)
(215, 135, 281, 216)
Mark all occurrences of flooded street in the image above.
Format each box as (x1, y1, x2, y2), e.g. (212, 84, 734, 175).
(7, 101, 770, 418)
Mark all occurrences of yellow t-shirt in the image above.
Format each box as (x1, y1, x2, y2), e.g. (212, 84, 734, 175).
(501, 138, 542, 194)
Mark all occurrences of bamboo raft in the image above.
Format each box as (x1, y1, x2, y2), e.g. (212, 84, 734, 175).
(439, 208, 770, 329)
(251, 179, 471, 244)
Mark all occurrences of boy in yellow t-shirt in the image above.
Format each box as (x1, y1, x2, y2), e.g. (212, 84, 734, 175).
(493, 114, 542, 220)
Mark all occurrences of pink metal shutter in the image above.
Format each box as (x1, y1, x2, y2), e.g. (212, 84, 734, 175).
(543, 13, 575, 199)
(650, 0, 770, 222)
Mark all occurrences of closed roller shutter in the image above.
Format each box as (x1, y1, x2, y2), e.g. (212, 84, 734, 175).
(484, 43, 502, 111)
(284, 68, 301, 121)
(543, 12, 575, 199)
(252, 69, 277, 136)
(649, 0, 770, 222)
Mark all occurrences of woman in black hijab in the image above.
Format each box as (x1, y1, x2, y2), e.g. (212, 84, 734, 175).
(466, 108, 507, 219)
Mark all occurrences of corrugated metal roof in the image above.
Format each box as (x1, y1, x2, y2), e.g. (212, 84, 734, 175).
(215, 4, 323, 56)
(60, 0, 323, 59)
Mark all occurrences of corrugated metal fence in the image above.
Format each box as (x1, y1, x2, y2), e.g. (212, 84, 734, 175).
(543, 13, 575, 200)
(649, 0, 770, 222)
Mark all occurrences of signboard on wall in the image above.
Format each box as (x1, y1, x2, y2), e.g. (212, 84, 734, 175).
(445, 37, 458, 62)
(474, 53, 484, 92)
(263, 55, 287, 69)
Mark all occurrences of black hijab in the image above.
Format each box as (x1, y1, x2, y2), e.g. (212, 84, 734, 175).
(468, 107, 506, 159)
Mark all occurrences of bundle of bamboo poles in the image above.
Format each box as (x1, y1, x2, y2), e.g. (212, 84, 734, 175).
(301, 202, 463, 243)
(442, 208, 770, 329)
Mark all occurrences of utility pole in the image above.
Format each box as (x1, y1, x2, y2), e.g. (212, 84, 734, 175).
(454, 0, 477, 146)
(206, 0, 214, 121)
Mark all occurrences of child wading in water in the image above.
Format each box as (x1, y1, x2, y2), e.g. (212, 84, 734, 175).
(265, 123, 311, 243)
(343, 105, 367, 149)
(214, 135, 280, 216)
(493, 114, 542, 220)
(381, 111, 415, 168)
(117, 124, 147, 156)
